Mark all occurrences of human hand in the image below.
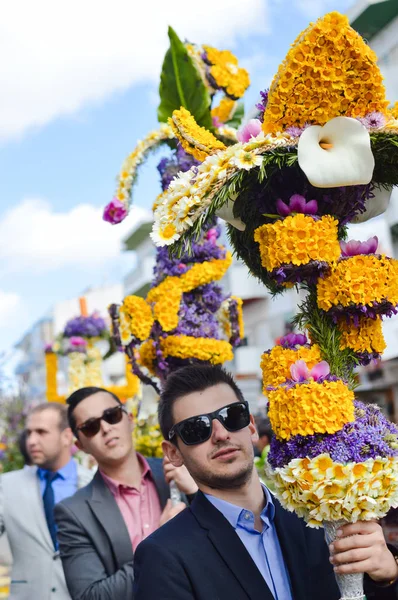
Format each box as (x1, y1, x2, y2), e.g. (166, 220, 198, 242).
(159, 499, 186, 527)
(163, 456, 198, 495)
(329, 521, 398, 584)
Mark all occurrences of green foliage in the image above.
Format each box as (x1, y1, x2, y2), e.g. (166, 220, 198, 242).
(0, 397, 26, 473)
(225, 102, 245, 128)
(158, 27, 212, 128)
(292, 287, 358, 388)
(371, 133, 398, 185)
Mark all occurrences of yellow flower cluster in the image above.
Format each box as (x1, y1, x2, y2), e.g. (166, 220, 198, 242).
(317, 255, 398, 311)
(261, 344, 322, 389)
(268, 380, 355, 440)
(211, 98, 237, 124)
(161, 335, 233, 364)
(262, 12, 389, 134)
(45, 352, 64, 403)
(268, 454, 398, 527)
(169, 107, 226, 161)
(147, 254, 232, 303)
(134, 428, 164, 459)
(120, 296, 154, 342)
(203, 46, 250, 99)
(254, 214, 340, 272)
(391, 102, 398, 120)
(114, 124, 174, 210)
(138, 340, 156, 375)
(153, 287, 182, 332)
(338, 317, 386, 355)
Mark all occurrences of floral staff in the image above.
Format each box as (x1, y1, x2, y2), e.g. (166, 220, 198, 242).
(150, 11, 398, 599)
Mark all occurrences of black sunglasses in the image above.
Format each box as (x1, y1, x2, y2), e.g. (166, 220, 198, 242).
(169, 401, 250, 446)
(76, 405, 126, 438)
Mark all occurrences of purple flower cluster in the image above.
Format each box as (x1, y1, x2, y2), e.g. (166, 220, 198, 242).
(157, 145, 199, 191)
(268, 401, 398, 469)
(272, 261, 330, 286)
(228, 298, 242, 346)
(63, 313, 107, 338)
(329, 300, 398, 324)
(255, 89, 269, 122)
(176, 290, 223, 339)
(152, 222, 225, 287)
(279, 333, 308, 349)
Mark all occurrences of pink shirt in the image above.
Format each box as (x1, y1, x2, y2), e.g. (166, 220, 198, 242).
(100, 454, 162, 551)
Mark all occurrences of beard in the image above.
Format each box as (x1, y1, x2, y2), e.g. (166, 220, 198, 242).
(182, 445, 254, 490)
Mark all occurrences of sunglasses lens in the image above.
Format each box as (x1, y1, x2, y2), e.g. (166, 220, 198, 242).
(219, 402, 250, 432)
(103, 406, 124, 425)
(79, 420, 101, 438)
(79, 406, 124, 438)
(179, 415, 211, 445)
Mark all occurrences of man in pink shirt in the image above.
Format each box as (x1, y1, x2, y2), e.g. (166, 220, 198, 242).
(54, 386, 198, 599)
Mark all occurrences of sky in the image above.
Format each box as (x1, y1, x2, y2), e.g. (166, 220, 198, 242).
(0, 0, 354, 356)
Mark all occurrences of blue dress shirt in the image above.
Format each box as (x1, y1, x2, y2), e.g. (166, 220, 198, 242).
(205, 485, 293, 600)
(38, 458, 78, 506)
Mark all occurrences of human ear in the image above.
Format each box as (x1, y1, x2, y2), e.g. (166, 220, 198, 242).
(162, 440, 184, 467)
(249, 415, 259, 444)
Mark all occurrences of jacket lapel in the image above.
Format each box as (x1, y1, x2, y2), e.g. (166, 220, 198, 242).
(273, 497, 311, 600)
(147, 457, 169, 509)
(191, 492, 275, 600)
(87, 470, 134, 568)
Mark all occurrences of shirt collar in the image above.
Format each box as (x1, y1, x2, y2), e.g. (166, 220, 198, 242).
(37, 457, 76, 481)
(205, 484, 275, 530)
(100, 453, 153, 494)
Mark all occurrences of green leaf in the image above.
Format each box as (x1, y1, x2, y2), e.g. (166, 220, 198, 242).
(225, 102, 245, 128)
(157, 27, 212, 128)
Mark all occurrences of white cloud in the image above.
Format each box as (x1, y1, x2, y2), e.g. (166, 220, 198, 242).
(0, 198, 151, 275)
(0, 290, 21, 329)
(0, 0, 269, 142)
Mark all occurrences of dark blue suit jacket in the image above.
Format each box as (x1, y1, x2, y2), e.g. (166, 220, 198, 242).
(134, 490, 397, 600)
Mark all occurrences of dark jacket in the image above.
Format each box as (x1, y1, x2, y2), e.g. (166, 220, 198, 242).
(134, 490, 398, 600)
(54, 458, 169, 600)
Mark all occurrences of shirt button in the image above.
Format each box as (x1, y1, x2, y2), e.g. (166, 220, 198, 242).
(144, 524, 149, 529)
(51, 588, 57, 592)
(244, 511, 251, 520)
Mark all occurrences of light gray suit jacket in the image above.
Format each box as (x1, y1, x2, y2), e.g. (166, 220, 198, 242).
(0, 464, 93, 600)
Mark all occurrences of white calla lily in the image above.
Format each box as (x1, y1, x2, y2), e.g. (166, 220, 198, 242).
(352, 185, 393, 223)
(297, 117, 375, 188)
(216, 195, 246, 231)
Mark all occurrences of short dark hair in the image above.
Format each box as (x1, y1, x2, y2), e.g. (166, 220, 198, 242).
(28, 403, 69, 431)
(158, 364, 245, 441)
(66, 387, 121, 436)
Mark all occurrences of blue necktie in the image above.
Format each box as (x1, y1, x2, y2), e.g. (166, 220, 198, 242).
(43, 471, 59, 549)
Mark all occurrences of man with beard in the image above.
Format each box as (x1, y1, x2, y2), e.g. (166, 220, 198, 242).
(0, 403, 93, 600)
(134, 364, 398, 600)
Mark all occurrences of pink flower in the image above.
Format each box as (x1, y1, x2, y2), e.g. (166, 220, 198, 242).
(290, 360, 310, 382)
(69, 336, 87, 348)
(212, 116, 222, 128)
(276, 194, 318, 217)
(340, 236, 378, 257)
(290, 359, 330, 383)
(237, 119, 262, 143)
(206, 228, 218, 244)
(103, 198, 128, 224)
